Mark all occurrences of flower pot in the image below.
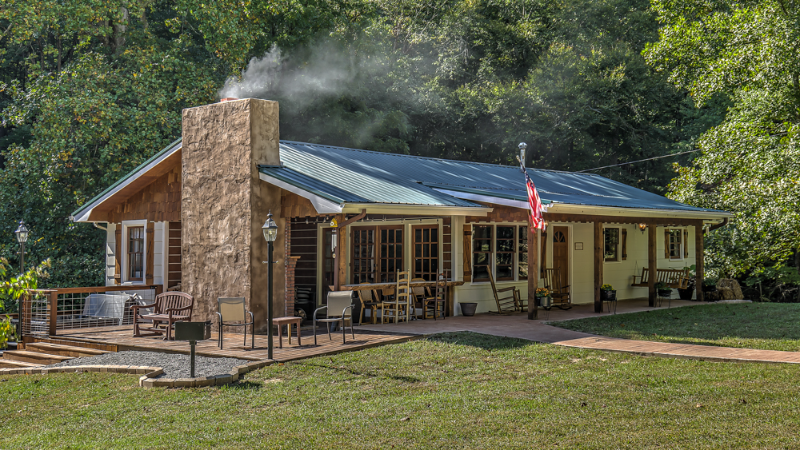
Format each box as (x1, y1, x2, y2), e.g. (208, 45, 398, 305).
(536, 296, 553, 309)
(658, 289, 672, 297)
(600, 290, 616, 301)
(459, 302, 478, 316)
(677, 288, 694, 300)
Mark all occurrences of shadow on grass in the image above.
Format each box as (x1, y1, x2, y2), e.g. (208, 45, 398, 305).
(426, 331, 532, 351)
(299, 362, 421, 383)
(550, 303, 800, 350)
(222, 380, 263, 390)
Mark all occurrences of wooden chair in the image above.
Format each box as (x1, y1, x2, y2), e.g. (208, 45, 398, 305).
(382, 271, 411, 323)
(543, 268, 571, 310)
(132, 292, 194, 340)
(357, 284, 382, 325)
(410, 277, 427, 319)
(487, 270, 519, 314)
(423, 273, 447, 320)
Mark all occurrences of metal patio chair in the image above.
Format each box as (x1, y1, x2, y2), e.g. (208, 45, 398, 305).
(314, 291, 355, 345)
(216, 297, 254, 350)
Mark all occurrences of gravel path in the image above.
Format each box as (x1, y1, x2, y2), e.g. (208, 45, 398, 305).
(47, 351, 250, 378)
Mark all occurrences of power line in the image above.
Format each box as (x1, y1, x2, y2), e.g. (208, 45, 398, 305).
(576, 149, 702, 173)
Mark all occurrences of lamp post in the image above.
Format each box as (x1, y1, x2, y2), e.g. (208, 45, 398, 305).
(262, 211, 279, 360)
(15, 220, 29, 275)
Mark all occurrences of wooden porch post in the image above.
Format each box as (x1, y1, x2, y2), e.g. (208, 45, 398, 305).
(48, 290, 58, 336)
(648, 224, 657, 306)
(528, 226, 539, 320)
(593, 221, 603, 313)
(695, 221, 704, 302)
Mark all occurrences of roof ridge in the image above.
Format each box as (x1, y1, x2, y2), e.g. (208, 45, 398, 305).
(279, 140, 598, 177)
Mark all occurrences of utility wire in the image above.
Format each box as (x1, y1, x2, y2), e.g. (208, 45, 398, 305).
(576, 149, 701, 173)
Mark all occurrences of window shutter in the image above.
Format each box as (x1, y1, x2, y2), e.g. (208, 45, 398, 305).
(664, 229, 670, 259)
(684, 229, 689, 258)
(145, 222, 155, 284)
(463, 225, 472, 282)
(540, 231, 548, 277)
(621, 229, 627, 260)
(114, 226, 122, 284)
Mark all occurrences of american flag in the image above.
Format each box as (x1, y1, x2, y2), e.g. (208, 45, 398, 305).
(523, 166, 546, 231)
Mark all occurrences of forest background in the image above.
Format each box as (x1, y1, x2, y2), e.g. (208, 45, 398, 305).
(0, 0, 797, 301)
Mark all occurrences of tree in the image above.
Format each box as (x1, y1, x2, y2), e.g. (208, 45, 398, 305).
(645, 0, 800, 279)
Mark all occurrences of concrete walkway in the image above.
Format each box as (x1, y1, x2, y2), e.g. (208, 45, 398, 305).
(358, 299, 800, 365)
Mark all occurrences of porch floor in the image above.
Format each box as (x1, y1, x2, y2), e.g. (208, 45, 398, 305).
(358, 297, 701, 343)
(43, 325, 418, 363)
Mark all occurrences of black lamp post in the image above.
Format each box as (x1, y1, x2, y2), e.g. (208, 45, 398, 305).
(262, 211, 279, 360)
(15, 220, 29, 275)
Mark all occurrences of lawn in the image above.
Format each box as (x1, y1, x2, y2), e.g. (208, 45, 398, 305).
(552, 303, 800, 352)
(2, 332, 800, 449)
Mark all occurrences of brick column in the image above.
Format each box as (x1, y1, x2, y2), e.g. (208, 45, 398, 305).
(285, 256, 301, 316)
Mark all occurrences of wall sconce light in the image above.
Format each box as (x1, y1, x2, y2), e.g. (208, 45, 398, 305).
(637, 223, 647, 234)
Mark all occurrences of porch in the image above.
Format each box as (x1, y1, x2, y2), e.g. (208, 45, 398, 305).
(357, 297, 703, 343)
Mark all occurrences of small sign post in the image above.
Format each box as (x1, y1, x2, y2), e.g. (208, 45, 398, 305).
(174, 321, 211, 378)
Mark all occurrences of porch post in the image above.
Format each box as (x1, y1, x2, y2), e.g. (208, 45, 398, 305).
(333, 214, 346, 291)
(528, 226, 539, 320)
(593, 221, 603, 313)
(695, 221, 704, 302)
(648, 224, 657, 306)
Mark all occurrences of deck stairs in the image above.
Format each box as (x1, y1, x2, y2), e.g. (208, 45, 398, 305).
(1, 340, 111, 369)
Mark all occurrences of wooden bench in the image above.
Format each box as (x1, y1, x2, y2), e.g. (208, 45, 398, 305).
(631, 268, 690, 289)
(132, 292, 194, 340)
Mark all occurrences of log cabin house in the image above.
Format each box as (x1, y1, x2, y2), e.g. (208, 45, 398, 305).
(70, 98, 731, 330)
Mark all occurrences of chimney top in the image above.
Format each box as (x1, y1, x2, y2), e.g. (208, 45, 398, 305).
(219, 97, 239, 103)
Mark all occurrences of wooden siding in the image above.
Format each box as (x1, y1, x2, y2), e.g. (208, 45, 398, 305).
(90, 162, 182, 223)
(281, 191, 324, 218)
(167, 221, 181, 290)
(466, 203, 528, 223)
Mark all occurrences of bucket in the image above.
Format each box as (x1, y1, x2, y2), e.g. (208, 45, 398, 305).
(459, 302, 478, 316)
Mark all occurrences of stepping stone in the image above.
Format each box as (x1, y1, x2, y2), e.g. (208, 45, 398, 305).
(2, 350, 73, 365)
(25, 342, 108, 358)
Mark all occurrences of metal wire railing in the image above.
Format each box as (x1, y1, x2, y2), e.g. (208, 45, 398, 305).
(22, 285, 163, 336)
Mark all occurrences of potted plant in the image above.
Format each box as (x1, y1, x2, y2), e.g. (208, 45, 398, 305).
(459, 302, 478, 316)
(600, 284, 616, 301)
(655, 281, 672, 297)
(535, 287, 552, 309)
(702, 278, 717, 294)
(678, 265, 697, 300)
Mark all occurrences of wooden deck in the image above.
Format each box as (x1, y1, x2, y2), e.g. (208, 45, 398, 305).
(36, 325, 420, 362)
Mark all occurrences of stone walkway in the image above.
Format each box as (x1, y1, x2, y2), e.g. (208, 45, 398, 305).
(358, 299, 800, 365)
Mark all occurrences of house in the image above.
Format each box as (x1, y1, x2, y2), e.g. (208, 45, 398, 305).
(70, 98, 731, 330)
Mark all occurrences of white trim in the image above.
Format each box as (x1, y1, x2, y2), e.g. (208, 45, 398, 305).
(121, 220, 147, 285)
(72, 143, 182, 222)
(342, 203, 492, 216)
(258, 173, 343, 214)
(432, 189, 530, 210)
(547, 203, 732, 220)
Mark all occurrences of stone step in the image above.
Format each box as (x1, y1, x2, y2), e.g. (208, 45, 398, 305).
(2, 350, 73, 365)
(0, 359, 43, 369)
(25, 342, 108, 358)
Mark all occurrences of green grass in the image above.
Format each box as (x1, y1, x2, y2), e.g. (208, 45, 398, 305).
(2, 332, 800, 449)
(552, 303, 800, 352)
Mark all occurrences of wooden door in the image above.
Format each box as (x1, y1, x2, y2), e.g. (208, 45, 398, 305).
(552, 226, 569, 288)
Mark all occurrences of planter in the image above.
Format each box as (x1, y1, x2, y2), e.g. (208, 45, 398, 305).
(459, 302, 478, 317)
(536, 296, 553, 309)
(657, 289, 672, 297)
(677, 288, 694, 300)
(600, 290, 616, 301)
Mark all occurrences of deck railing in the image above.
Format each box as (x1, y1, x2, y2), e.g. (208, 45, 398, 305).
(21, 285, 163, 337)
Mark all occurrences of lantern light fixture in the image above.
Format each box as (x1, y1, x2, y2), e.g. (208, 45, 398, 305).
(262, 211, 278, 243)
(637, 223, 647, 234)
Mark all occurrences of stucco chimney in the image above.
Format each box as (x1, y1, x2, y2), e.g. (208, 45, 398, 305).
(180, 98, 284, 331)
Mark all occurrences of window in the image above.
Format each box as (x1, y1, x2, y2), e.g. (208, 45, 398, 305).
(128, 226, 145, 281)
(604, 228, 619, 262)
(472, 226, 492, 281)
(518, 226, 528, 280)
(472, 225, 528, 282)
(351, 226, 404, 284)
(413, 226, 439, 281)
(496, 226, 515, 280)
(668, 229, 683, 259)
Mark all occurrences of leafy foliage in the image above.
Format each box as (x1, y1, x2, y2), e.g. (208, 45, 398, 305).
(646, 1, 800, 281)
